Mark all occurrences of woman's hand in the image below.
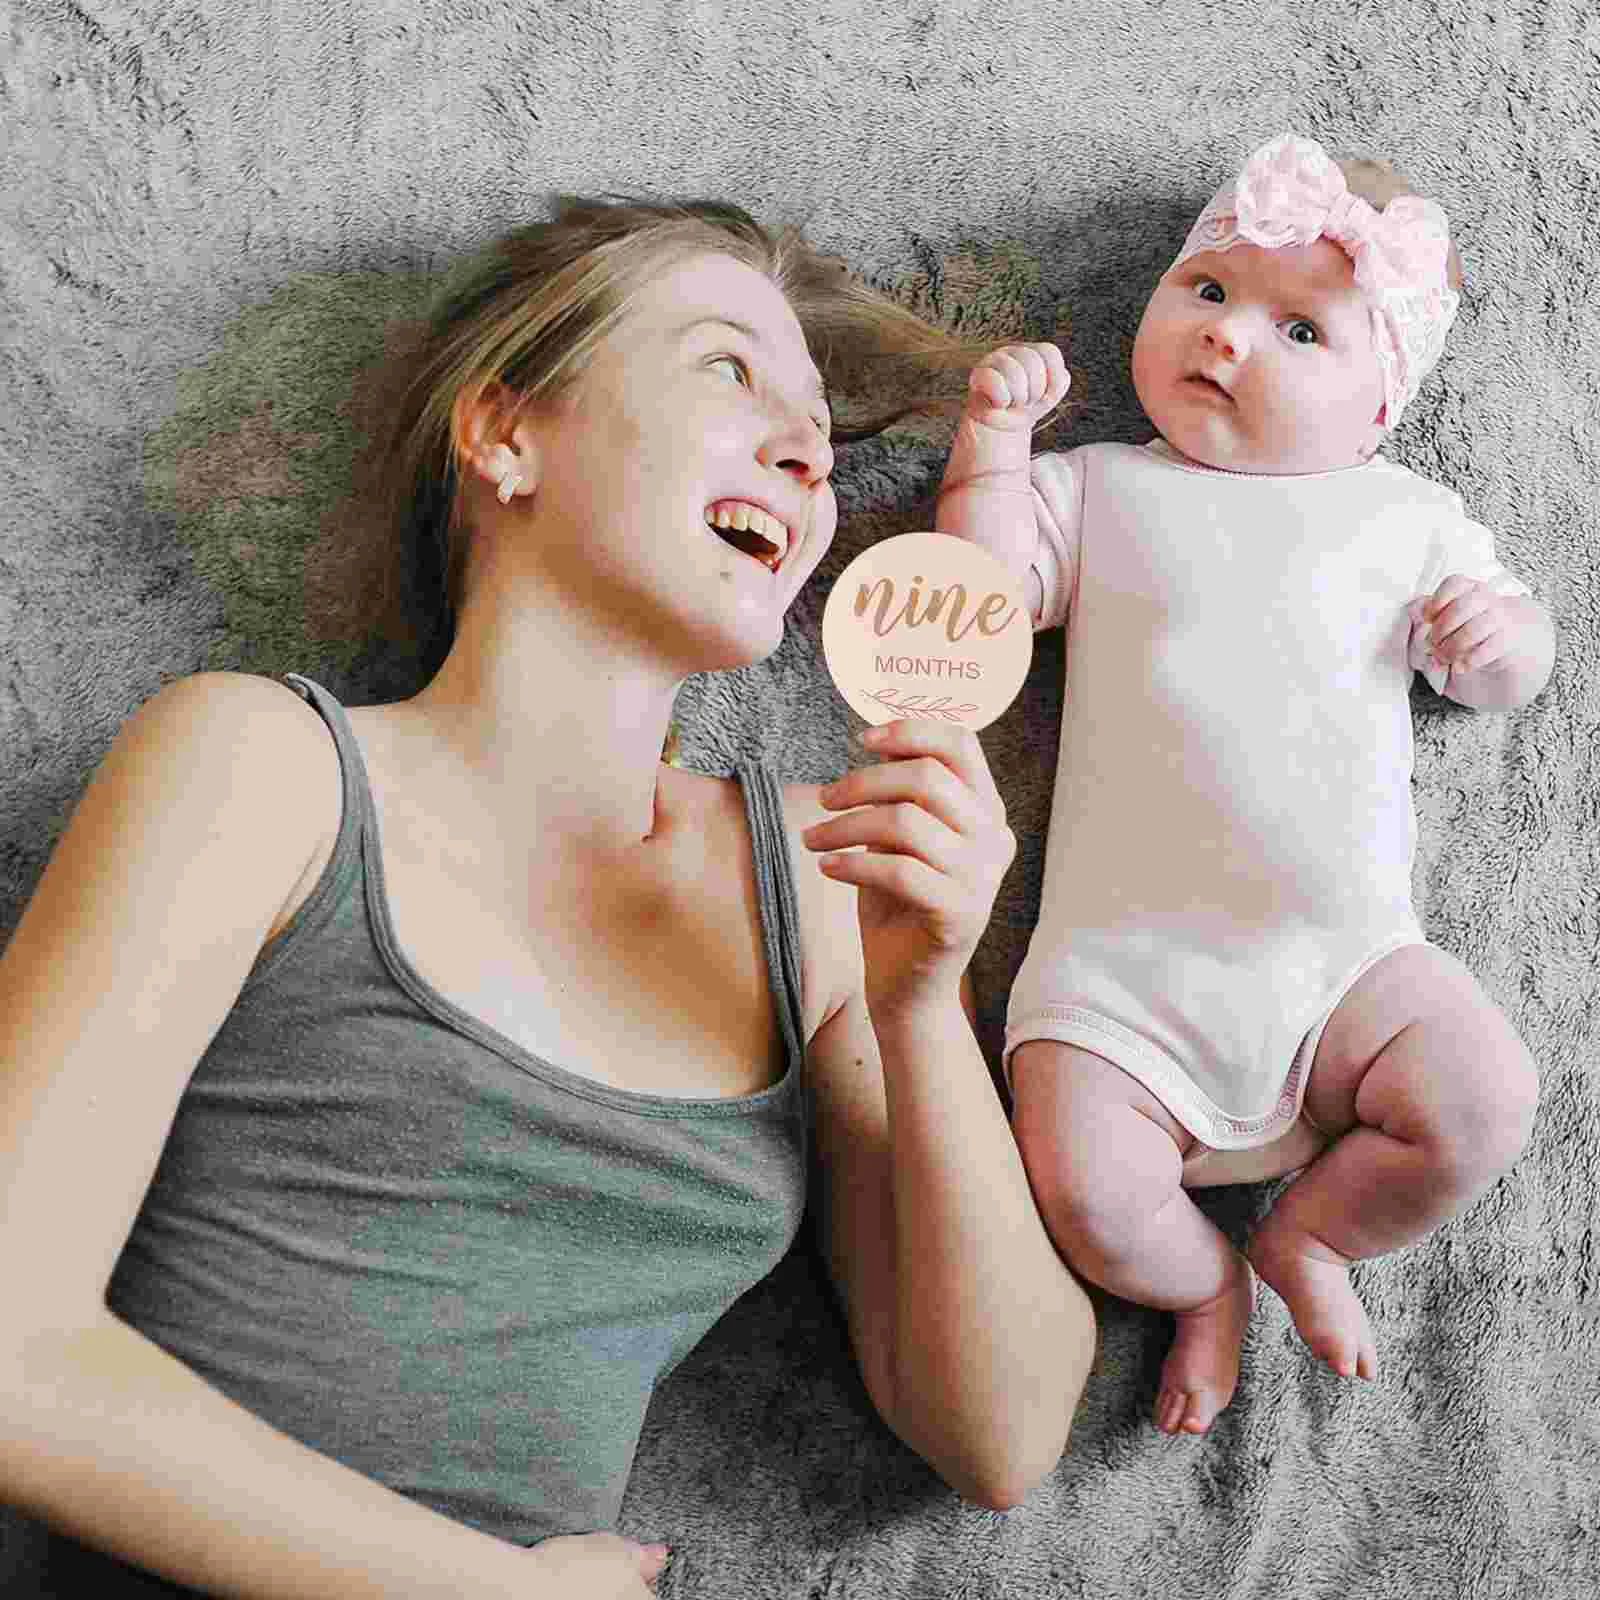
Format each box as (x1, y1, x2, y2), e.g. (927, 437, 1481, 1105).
(802, 719, 1015, 1023)
(526, 1532, 670, 1596)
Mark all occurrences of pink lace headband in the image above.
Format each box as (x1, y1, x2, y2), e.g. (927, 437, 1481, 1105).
(1170, 133, 1459, 428)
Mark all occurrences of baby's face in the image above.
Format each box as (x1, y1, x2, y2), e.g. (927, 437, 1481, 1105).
(1131, 239, 1386, 475)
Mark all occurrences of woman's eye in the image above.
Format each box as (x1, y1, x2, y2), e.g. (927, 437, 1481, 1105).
(1197, 280, 1225, 304)
(1285, 319, 1320, 346)
(708, 354, 751, 386)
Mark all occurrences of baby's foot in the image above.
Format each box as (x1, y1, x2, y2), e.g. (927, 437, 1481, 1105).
(1248, 1231, 1377, 1382)
(1154, 1256, 1255, 1436)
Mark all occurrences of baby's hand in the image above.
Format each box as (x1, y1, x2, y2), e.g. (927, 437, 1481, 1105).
(1408, 575, 1524, 676)
(937, 341, 1067, 584)
(964, 342, 1070, 433)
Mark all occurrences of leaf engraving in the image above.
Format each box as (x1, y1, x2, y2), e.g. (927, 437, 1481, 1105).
(863, 687, 979, 723)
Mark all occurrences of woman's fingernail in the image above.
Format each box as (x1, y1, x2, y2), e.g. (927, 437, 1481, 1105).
(858, 725, 884, 746)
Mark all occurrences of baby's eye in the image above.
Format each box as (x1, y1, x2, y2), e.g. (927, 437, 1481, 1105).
(1196, 280, 1225, 304)
(708, 354, 752, 386)
(1284, 319, 1320, 346)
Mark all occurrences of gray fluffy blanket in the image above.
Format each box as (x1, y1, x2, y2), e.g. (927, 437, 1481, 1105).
(3, 1, 1597, 1595)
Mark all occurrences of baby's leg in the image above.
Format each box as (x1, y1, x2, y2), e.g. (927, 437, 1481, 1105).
(1248, 944, 1539, 1380)
(1011, 1041, 1254, 1435)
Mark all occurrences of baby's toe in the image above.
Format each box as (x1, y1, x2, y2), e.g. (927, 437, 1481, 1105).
(1154, 1385, 1224, 1436)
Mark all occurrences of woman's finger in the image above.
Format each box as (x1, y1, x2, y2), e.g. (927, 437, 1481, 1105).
(819, 754, 991, 837)
(803, 799, 966, 873)
(850, 721, 1004, 811)
(816, 847, 966, 927)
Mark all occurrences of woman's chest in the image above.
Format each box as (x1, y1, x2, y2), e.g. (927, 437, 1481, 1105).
(353, 755, 799, 1099)
(385, 836, 786, 1098)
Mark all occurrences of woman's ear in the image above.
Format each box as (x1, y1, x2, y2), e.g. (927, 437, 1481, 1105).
(452, 382, 541, 506)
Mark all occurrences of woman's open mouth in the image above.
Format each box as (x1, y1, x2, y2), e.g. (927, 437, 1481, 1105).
(705, 499, 789, 572)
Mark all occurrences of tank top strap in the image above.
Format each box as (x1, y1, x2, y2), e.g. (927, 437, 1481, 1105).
(283, 672, 377, 844)
(234, 673, 375, 990)
(734, 763, 808, 1080)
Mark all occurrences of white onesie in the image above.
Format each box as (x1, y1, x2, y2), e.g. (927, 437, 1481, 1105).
(1005, 440, 1530, 1156)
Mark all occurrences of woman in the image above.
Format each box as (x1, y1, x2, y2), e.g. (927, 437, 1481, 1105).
(0, 198, 1093, 1597)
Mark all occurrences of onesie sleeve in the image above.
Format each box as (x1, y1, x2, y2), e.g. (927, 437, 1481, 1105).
(1409, 496, 1533, 692)
(1029, 450, 1085, 632)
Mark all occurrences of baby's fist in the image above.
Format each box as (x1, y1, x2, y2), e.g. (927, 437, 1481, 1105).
(1408, 574, 1518, 676)
(966, 342, 1070, 432)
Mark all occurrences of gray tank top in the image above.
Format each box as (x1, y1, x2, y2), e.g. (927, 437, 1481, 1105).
(26, 674, 809, 1589)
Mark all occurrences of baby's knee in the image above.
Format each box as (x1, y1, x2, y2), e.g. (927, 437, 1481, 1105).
(1429, 1037, 1540, 1186)
(1012, 1107, 1110, 1245)
(1010, 1049, 1185, 1250)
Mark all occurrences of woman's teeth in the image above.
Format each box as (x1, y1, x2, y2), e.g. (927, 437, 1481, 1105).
(705, 500, 789, 570)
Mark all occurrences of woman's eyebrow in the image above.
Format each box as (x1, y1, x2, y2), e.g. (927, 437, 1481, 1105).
(675, 316, 829, 403)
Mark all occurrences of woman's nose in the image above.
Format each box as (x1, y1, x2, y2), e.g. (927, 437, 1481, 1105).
(759, 412, 834, 486)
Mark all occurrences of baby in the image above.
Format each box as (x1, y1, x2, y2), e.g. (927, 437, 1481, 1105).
(936, 134, 1554, 1435)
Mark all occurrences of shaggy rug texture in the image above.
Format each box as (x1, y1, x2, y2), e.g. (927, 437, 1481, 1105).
(2, 1, 1596, 1595)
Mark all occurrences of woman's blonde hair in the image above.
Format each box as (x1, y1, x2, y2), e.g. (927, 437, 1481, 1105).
(381, 196, 979, 671)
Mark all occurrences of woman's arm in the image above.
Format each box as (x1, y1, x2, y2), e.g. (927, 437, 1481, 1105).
(793, 722, 1095, 1509)
(0, 674, 654, 1599)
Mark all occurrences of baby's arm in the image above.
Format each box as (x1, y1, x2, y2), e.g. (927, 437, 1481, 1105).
(1409, 579, 1556, 711)
(935, 343, 1069, 623)
(1407, 497, 1554, 712)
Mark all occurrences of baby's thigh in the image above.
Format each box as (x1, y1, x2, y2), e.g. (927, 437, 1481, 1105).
(1010, 1041, 1195, 1221)
(1306, 944, 1538, 1150)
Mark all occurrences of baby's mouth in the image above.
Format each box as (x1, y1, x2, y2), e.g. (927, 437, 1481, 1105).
(705, 499, 790, 572)
(1185, 373, 1233, 401)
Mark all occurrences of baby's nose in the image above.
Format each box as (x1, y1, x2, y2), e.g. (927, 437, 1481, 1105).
(1202, 313, 1248, 360)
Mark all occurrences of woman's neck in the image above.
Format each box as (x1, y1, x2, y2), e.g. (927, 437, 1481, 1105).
(407, 579, 682, 854)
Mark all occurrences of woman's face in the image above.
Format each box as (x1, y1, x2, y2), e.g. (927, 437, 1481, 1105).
(520, 251, 837, 673)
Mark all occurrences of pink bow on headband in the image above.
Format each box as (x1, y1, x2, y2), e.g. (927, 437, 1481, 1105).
(1173, 134, 1460, 427)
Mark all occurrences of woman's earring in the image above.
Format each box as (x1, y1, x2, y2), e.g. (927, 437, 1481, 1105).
(496, 467, 519, 505)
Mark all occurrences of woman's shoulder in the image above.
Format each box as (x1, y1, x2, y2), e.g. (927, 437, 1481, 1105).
(112, 671, 343, 912)
(132, 668, 333, 744)
(124, 671, 341, 815)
